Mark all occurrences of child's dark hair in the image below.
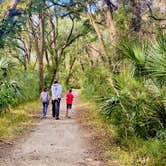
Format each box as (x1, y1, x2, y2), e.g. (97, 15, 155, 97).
(69, 89, 72, 93)
(43, 86, 48, 92)
(54, 80, 58, 84)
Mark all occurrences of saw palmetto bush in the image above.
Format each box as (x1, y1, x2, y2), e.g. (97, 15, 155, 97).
(0, 58, 21, 112)
(100, 32, 166, 139)
(119, 32, 166, 85)
(82, 65, 111, 100)
(0, 80, 21, 112)
(14, 71, 39, 102)
(101, 71, 166, 138)
(119, 38, 147, 78)
(0, 58, 39, 113)
(145, 32, 166, 86)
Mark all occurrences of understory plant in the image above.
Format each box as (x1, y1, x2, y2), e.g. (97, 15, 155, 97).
(0, 58, 39, 113)
(83, 32, 166, 139)
(101, 71, 166, 139)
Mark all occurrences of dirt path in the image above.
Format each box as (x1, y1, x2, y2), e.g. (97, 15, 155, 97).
(0, 90, 101, 166)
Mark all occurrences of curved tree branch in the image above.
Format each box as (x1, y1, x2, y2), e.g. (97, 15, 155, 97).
(147, 4, 166, 21)
(60, 15, 75, 56)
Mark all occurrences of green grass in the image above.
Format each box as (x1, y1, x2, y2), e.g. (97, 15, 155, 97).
(80, 99, 166, 166)
(0, 101, 41, 141)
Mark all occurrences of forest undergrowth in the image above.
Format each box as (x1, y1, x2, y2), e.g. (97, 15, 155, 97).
(79, 98, 166, 166)
(0, 101, 41, 142)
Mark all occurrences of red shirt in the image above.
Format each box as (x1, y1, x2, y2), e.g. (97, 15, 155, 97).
(66, 93, 74, 104)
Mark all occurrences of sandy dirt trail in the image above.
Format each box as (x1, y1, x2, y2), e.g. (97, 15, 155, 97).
(0, 90, 101, 166)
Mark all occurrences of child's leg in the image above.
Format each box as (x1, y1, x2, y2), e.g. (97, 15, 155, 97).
(67, 104, 72, 118)
(44, 102, 49, 117)
(66, 104, 67, 116)
(42, 102, 45, 118)
(52, 100, 55, 117)
(68, 109, 71, 117)
(66, 108, 69, 117)
(70, 104, 72, 112)
(43, 102, 47, 117)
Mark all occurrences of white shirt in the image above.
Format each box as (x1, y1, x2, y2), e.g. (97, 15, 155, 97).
(51, 83, 62, 100)
(40, 91, 50, 102)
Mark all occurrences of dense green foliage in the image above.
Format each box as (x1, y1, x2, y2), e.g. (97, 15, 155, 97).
(82, 31, 166, 164)
(80, 1, 166, 163)
(0, 0, 165, 165)
(0, 58, 39, 113)
(82, 32, 166, 164)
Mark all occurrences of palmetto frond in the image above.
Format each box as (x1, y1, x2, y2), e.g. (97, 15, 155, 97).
(146, 32, 166, 84)
(119, 39, 147, 77)
(0, 58, 16, 78)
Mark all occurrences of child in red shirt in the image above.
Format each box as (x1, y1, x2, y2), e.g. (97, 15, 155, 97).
(66, 89, 74, 118)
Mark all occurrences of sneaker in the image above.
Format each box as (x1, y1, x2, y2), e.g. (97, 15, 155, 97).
(65, 116, 71, 119)
(56, 117, 60, 120)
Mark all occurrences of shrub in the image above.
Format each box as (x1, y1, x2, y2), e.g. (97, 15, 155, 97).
(100, 71, 166, 138)
(82, 65, 111, 100)
(0, 58, 39, 113)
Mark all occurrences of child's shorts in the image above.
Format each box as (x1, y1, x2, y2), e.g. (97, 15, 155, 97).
(67, 104, 72, 109)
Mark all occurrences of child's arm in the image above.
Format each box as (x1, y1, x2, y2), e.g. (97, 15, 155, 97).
(40, 92, 42, 101)
(48, 92, 50, 100)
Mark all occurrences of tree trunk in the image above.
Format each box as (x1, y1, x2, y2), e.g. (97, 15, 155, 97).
(65, 57, 76, 86)
(87, 12, 109, 64)
(29, 14, 45, 91)
(39, 11, 45, 90)
(130, 0, 142, 32)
